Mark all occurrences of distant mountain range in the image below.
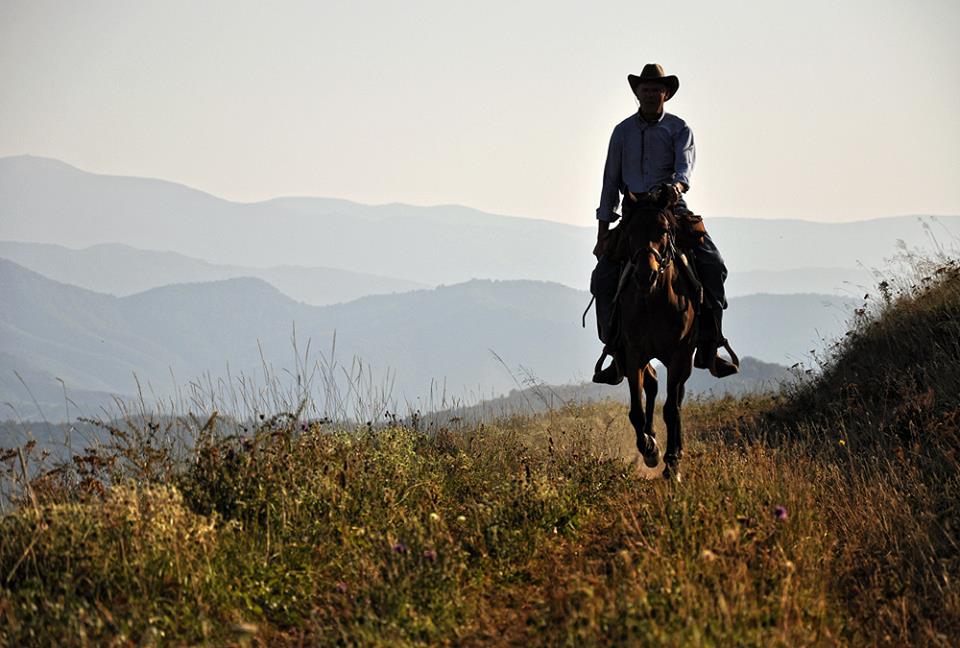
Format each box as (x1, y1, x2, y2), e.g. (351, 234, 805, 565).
(1, 154, 948, 423)
(1, 258, 858, 422)
(0, 240, 425, 306)
(2, 155, 957, 293)
(0, 239, 882, 302)
(0, 155, 591, 287)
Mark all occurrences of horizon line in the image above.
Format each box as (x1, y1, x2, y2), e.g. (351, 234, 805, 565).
(3, 153, 958, 226)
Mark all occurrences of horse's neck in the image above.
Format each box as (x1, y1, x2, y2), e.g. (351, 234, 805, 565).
(624, 266, 682, 311)
(662, 265, 683, 304)
(658, 264, 696, 313)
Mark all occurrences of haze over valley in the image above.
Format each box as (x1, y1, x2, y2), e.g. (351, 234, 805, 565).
(4, 155, 956, 290)
(2, 156, 953, 422)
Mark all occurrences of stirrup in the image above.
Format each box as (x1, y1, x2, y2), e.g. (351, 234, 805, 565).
(694, 338, 740, 378)
(592, 348, 624, 385)
(713, 338, 740, 378)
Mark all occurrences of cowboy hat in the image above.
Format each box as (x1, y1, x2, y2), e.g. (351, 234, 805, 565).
(628, 63, 679, 100)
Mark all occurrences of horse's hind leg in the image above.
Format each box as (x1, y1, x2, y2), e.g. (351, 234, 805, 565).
(662, 353, 693, 482)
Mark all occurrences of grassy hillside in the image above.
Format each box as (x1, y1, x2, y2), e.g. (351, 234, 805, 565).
(1, 261, 958, 646)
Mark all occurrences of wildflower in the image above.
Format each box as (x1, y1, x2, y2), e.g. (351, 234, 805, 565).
(429, 512, 440, 522)
(700, 549, 717, 562)
(422, 549, 437, 561)
(335, 582, 348, 594)
(838, 439, 846, 447)
(456, 515, 467, 523)
(774, 506, 788, 521)
(392, 542, 408, 554)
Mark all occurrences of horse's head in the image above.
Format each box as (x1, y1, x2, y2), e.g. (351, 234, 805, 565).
(617, 186, 678, 295)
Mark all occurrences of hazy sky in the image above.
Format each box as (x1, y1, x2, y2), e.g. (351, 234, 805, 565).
(1, 0, 958, 225)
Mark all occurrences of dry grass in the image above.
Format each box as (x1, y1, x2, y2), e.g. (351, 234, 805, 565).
(1, 261, 958, 646)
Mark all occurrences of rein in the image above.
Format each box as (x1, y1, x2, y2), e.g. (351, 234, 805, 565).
(620, 220, 677, 297)
(602, 222, 677, 337)
(580, 206, 680, 331)
(581, 188, 695, 329)
(640, 230, 676, 286)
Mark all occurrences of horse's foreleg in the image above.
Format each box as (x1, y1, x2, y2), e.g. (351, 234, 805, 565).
(663, 353, 693, 482)
(642, 364, 658, 440)
(629, 363, 660, 468)
(627, 367, 644, 447)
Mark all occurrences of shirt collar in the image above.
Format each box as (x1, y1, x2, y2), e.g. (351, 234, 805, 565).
(635, 110, 667, 126)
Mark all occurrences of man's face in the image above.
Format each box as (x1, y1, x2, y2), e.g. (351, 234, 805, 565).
(636, 82, 668, 114)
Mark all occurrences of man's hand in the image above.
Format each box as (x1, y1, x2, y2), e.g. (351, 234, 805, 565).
(593, 236, 607, 259)
(594, 221, 611, 258)
(664, 182, 685, 204)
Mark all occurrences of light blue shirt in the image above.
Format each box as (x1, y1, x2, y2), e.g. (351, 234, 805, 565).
(596, 111, 695, 222)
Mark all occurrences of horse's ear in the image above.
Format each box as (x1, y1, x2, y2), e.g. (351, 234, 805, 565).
(626, 190, 638, 203)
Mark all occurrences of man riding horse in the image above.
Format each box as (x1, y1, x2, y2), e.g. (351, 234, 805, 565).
(591, 63, 738, 385)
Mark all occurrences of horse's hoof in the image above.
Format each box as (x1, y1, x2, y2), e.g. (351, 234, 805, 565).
(662, 462, 681, 483)
(640, 435, 660, 468)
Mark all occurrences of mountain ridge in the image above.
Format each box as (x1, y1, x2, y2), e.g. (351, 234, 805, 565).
(1, 258, 859, 422)
(6, 155, 955, 225)
(0, 240, 426, 305)
(3, 155, 957, 289)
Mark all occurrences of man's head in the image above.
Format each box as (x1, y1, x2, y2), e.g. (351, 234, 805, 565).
(627, 63, 679, 111)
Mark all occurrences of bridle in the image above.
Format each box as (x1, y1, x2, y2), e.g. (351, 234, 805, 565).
(580, 186, 685, 329)
(636, 228, 676, 286)
(618, 200, 677, 297)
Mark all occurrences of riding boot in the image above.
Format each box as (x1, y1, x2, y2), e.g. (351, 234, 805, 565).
(591, 256, 624, 385)
(592, 345, 624, 385)
(592, 309, 624, 385)
(694, 307, 740, 378)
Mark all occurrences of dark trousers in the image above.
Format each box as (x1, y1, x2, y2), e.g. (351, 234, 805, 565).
(590, 254, 620, 344)
(591, 232, 728, 344)
(692, 232, 728, 311)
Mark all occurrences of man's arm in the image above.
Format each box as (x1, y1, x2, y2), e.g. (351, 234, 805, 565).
(596, 126, 624, 223)
(593, 220, 610, 258)
(672, 123, 695, 191)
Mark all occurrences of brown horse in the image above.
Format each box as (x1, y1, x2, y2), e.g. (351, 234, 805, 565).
(607, 186, 700, 482)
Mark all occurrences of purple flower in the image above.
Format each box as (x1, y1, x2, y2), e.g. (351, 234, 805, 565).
(335, 581, 348, 594)
(422, 549, 437, 562)
(774, 506, 788, 521)
(392, 542, 408, 554)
